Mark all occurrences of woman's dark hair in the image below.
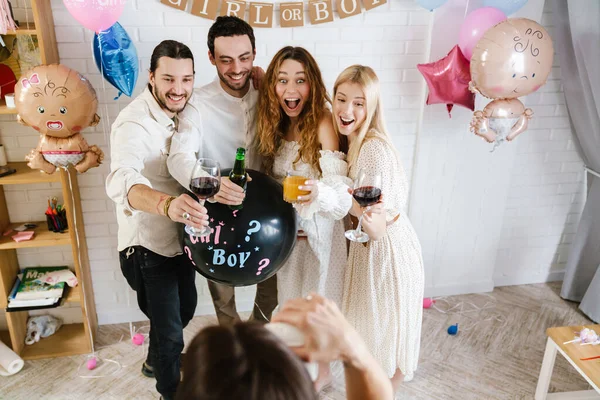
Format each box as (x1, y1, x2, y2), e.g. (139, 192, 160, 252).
(207, 16, 256, 57)
(176, 322, 317, 400)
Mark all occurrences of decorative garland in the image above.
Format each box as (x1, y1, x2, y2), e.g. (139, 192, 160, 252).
(160, 0, 386, 28)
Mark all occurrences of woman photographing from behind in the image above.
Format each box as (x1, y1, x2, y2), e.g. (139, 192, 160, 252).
(176, 294, 392, 400)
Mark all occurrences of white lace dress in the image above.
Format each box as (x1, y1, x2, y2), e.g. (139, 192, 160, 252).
(272, 141, 352, 307)
(342, 139, 424, 380)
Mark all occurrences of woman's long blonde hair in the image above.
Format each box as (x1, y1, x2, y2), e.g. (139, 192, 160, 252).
(333, 65, 397, 169)
(255, 46, 330, 175)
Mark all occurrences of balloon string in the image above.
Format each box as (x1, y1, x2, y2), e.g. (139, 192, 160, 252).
(65, 167, 95, 356)
(463, 0, 470, 20)
(95, 31, 113, 150)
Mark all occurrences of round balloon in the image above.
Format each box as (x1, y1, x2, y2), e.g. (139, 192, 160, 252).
(416, 0, 448, 11)
(469, 18, 553, 147)
(14, 64, 99, 137)
(458, 7, 507, 60)
(14, 64, 104, 174)
(470, 18, 554, 99)
(183, 169, 297, 287)
(63, 0, 126, 33)
(93, 22, 139, 98)
(483, 0, 528, 16)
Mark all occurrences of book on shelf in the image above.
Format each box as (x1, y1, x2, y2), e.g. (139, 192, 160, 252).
(7, 297, 61, 311)
(5, 272, 63, 312)
(13, 266, 68, 301)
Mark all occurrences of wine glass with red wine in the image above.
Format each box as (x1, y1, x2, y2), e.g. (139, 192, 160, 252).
(185, 158, 221, 238)
(345, 169, 382, 243)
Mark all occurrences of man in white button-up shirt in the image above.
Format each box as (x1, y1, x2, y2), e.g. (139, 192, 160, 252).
(106, 41, 209, 400)
(169, 17, 278, 327)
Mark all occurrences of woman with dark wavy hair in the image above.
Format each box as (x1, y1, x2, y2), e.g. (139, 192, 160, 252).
(176, 294, 393, 400)
(176, 322, 317, 400)
(254, 46, 351, 391)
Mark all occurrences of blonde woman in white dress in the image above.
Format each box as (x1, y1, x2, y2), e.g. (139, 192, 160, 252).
(255, 46, 351, 392)
(332, 65, 425, 391)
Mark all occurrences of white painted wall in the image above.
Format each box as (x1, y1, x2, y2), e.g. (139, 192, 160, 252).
(0, 0, 584, 326)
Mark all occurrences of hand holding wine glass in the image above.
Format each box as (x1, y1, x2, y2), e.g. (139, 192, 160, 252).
(345, 169, 382, 243)
(167, 194, 209, 228)
(186, 158, 220, 238)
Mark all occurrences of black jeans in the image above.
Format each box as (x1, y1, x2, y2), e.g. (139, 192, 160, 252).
(119, 246, 197, 400)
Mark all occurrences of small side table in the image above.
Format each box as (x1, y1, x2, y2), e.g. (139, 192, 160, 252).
(535, 324, 600, 399)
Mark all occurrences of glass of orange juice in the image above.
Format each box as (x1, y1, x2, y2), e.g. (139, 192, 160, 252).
(283, 171, 310, 203)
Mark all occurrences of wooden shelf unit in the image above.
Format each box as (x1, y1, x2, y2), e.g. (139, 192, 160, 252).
(0, 0, 58, 115)
(0, 322, 88, 360)
(0, 2, 96, 360)
(0, 163, 97, 359)
(0, 285, 80, 311)
(6, 22, 37, 35)
(0, 221, 71, 250)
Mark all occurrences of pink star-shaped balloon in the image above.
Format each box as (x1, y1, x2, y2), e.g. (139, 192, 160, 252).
(417, 45, 475, 117)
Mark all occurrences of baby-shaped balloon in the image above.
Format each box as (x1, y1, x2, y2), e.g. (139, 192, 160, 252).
(14, 64, 104, 174)
(469, 18, 554, 148)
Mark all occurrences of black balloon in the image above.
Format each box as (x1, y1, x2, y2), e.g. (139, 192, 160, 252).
(183, 169, 297, 287)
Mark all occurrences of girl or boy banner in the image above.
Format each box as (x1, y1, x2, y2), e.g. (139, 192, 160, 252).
(160, 0, 386, 28)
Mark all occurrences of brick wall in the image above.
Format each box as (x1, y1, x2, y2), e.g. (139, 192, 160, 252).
(492, 2, 586, 286)
(0, 0, 584, 325)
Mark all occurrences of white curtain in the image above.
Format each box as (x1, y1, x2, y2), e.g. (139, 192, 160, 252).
(551, 0, 600, 322)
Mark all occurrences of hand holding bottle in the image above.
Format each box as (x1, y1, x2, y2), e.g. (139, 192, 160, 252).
(212, 147, 249, 207)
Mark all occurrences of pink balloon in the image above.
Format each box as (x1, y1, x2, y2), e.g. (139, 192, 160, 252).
(63, 0, 126, 33)
(417, 45, 475, 117)
(458, 7, 507, 60)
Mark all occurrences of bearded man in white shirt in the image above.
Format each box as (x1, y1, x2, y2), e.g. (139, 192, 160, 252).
(106, 40, 209, 400)
(168, 16, 278, 326)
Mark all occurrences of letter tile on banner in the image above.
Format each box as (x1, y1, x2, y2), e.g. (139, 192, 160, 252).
(161, 0, 188, 11)
(280, 2, 304, 28)
(362, 0, 386, 10)
(309, 0, 333, 25)
(221, 0, 247, 17)
(249, 2, 274, 27)
(337, 0, 361, 18)
(191, 0, 219, 19)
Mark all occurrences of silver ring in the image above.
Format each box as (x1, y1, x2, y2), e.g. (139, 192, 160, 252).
(366, 206, 372, 212)
(182, 212, 190, 220)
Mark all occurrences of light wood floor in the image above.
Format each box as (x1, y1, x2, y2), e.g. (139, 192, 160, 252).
(1, 282, 593, 400)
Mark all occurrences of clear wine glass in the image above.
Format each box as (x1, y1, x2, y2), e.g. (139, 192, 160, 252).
(345, 169, 382, 243)
(186, 158, 220, 237)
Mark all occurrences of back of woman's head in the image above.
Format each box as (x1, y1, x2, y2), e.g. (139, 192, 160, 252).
(176, 322, 317, 400)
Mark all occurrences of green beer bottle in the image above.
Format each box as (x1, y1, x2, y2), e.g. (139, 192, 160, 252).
(229, 147, 247, 210)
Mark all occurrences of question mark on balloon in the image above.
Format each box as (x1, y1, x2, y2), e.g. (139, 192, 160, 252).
(256, 258, 270, 275)
(183, 246, 196, 266)
(245, 220, 261, 242)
